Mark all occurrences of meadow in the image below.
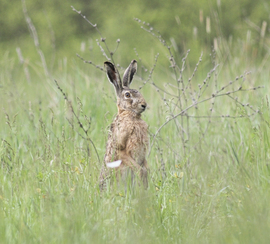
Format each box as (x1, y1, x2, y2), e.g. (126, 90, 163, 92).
(1, 2, 270, 244)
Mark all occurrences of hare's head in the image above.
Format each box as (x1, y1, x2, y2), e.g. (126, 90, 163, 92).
(104, 60, 147, 115)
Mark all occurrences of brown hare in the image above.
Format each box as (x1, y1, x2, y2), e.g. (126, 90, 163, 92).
(99, 60, 149, 189)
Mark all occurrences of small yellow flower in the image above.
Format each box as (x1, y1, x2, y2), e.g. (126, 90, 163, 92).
(174, 172, 183, 178)
(74, 166, 80, 174)
(179, 172, 184, 178)
(36, 188, 41, 193)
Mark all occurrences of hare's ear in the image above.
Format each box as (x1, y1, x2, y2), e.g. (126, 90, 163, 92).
(104, 61, 122, 94)
(122, 60, 137, 87)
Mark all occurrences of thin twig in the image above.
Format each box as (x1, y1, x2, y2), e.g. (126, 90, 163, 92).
(54, 79, 101, 164)
(22, 0, 49, 78)
(71, 6, 115, 63)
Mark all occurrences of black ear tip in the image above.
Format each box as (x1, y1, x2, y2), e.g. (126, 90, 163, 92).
(104, 61, 112, 66)
(104, 61, 115, 71)
(131, 59, 137, 64)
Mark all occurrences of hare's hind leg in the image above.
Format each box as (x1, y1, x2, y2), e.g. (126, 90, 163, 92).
(120, 165, 136, 190)
(140, 159, 148, 188)
(120, 155, 148, 188)
(118, 155, 141, 187)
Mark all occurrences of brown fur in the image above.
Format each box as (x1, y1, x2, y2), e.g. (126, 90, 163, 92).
(99, 60, 149, 189)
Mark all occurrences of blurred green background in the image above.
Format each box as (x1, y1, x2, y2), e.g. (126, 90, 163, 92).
(1, 0, 269, 69)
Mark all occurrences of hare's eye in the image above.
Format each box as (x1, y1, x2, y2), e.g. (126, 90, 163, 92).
(125, 92, 131, 98)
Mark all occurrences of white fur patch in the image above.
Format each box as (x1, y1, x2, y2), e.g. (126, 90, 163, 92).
(106, 160, 122, 168)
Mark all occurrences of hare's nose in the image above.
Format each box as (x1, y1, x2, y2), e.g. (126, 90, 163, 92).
(141, 103, 147, 110)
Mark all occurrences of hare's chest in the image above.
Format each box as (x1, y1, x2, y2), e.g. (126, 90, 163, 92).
(126, 120, 149, 164)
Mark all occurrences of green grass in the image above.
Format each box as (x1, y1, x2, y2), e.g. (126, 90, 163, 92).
(1, 48, 270, 244)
